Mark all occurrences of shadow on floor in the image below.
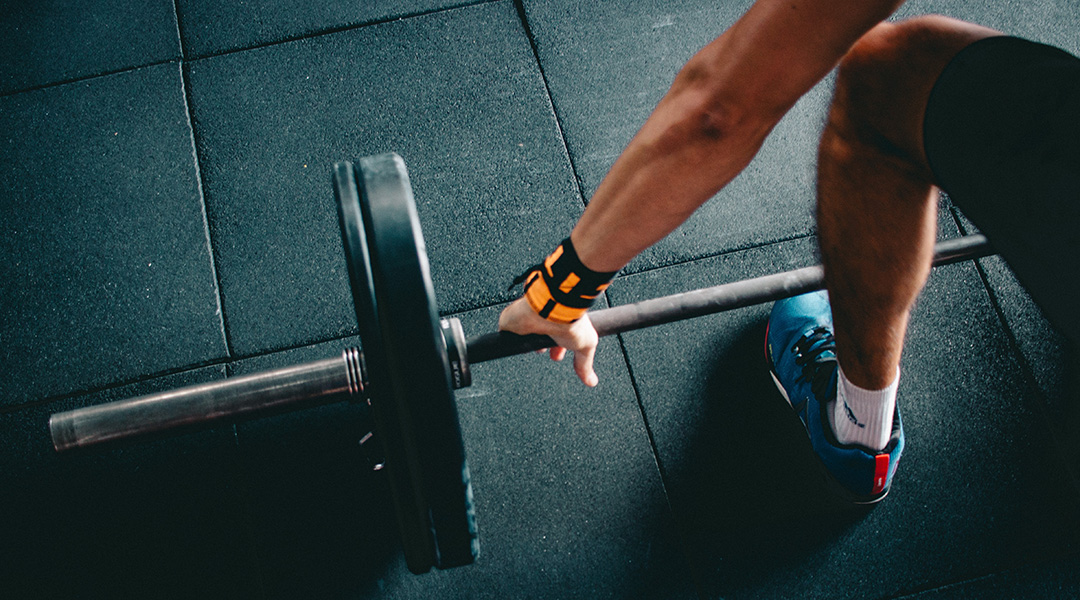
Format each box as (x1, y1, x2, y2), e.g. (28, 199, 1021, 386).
(233, 401, 401, 598)
(667, 320, 877, 588)
(0, 394, 401, 600)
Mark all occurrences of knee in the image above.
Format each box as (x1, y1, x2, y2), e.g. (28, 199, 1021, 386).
(836, 15, 1003, 112)
(838, 16, 964, 92)
(827, 16, 997, 166)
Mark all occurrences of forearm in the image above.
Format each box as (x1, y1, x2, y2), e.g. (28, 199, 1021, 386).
(569, 79, 775, 271)
(570, 0, 906, 272)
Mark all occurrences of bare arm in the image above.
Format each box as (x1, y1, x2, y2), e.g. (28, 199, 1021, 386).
(500, 0, 907, 385)
(572, 0, 907, 270)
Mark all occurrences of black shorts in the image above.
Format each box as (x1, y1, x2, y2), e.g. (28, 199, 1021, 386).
(924, 36, 1080, 343)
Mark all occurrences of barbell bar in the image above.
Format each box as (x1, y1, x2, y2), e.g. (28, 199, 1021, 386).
(47, 154, 995, 574)
(467, 232, 991, 362)
(47, 227, 992, 452)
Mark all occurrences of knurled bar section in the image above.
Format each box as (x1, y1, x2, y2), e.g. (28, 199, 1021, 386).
(343, 347, 366, 396)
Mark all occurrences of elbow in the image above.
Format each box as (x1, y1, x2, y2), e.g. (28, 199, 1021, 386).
(655, 88, 774, 159)
(667, 31, 813, 141)
(665, 69, 778, 151)
(692, 103, 749, 143)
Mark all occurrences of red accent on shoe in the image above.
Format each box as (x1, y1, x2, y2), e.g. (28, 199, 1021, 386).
(872, 454, 890, 495)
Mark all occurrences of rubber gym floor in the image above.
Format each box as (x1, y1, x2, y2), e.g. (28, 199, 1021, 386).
(3, 1, 1080, 598)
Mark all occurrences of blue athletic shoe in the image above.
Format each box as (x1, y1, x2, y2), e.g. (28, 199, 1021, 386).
(765, 291, 904, 504)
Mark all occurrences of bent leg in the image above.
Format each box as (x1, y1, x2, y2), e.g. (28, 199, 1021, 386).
(817, 16, 1001, 391)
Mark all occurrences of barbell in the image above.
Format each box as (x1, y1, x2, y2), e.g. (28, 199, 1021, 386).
(48, 153, 994, 574)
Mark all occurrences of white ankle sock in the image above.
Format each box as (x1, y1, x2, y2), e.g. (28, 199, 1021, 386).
(828, 365, 899, 451)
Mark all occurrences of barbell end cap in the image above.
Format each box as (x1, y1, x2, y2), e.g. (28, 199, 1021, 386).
(49, 412, 78, 453)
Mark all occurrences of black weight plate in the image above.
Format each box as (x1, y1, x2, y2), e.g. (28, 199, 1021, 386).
(357, 154, 479, 572)
(333, 162, 381, 363)
(335, 160, 436, 571)
(334, 161, 435, 571)
(342, 154, 479, 573)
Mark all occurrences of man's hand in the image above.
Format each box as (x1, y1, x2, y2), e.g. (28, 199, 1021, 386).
(498, 297, 600, 387)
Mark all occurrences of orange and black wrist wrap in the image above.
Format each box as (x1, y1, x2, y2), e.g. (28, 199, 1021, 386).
(512, 238, 617, 324)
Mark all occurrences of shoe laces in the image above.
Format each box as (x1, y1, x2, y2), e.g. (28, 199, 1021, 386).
(791, 327, 838, 401)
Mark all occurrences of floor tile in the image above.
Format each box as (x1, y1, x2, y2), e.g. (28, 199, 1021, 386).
(894, 0, 1080, 429)
(228, 305, 696, 597)
(0, 0, 179, 94)
(522, 0, 825, 272)
(6, 0, 1078, 598)
(975, 255, 1074, 421)
(610, 234, 1080, 599)
(949, 209, 1073, 414)
(953, 212, 1080, 494)
(177, 0, 483, 58)
(522, 0, 1080, 277)
(0, 64, 228, 408)
(186, 0, 583, 357)
(353, 303, 697, 599)
(0, 366, 260, 599)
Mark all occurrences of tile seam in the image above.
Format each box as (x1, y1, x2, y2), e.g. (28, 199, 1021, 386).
(0, 58, 181, 99)
(949, 206, 1080, 495)
(169, 0, 234, 361)
(0, 360, 229, 416)
(511, 0, 591, 211)
(182, 0, 501, 62)
(617, 233, 818, 279)
(170, 11, 269, 597)
(1, 327, 363, 414)
(0, 325, 369, 413)
(438, 234, 821, 319)
(882, 552, 1080, 600)
(174, 54, 234, 362)
(0, 2, 501, 97)
(611, 312, 710, 599)
(883, 571, 998, 599)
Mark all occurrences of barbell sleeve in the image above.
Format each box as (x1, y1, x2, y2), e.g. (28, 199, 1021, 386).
(50, 349, 366, 452)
